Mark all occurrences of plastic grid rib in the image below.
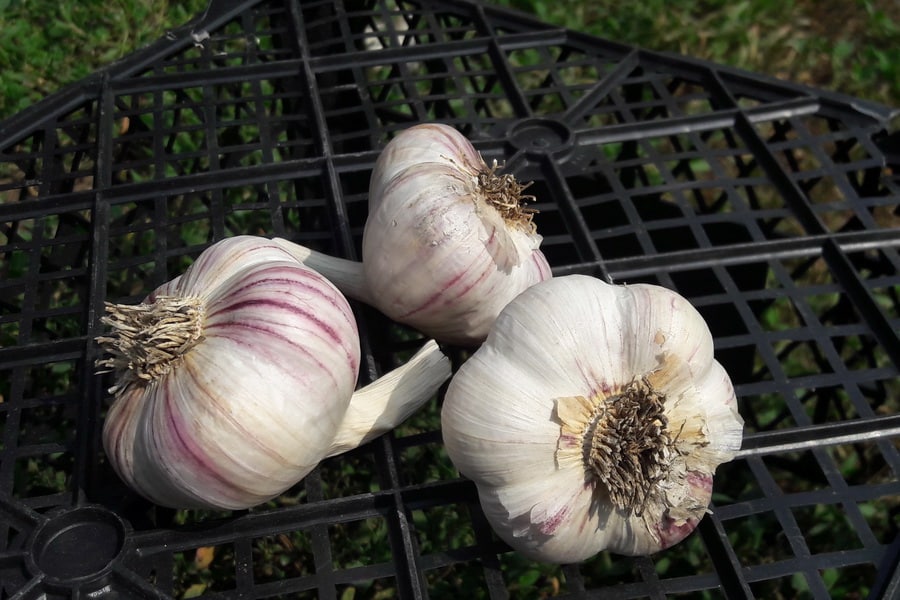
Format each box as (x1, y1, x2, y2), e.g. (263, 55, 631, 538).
(1, 0, 899, 598)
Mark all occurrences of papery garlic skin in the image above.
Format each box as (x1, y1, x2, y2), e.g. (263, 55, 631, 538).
(441, 275, 743, 563)
(101, 236, 361, 510)
(362, 123, 552, 346)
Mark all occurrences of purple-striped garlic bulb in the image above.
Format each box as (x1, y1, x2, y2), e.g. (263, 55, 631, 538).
(441, 275, 744, 563)
(274, 123, 552, 346)
(97, 236, 450, 510)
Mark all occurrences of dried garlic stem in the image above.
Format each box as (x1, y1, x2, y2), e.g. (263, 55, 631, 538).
(477, 159, 538, 234)
(325, 340, 451, 458)
(272, 238, 373, 305)
(96, 296, 205, 392)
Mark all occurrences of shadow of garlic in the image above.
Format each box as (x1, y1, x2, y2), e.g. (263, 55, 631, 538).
(441, 274, 743, 563)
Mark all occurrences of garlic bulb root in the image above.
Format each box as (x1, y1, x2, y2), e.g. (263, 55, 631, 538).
(96, 296, 205, 393)
(475, 158, 537, 234)
(556, 377, 675, 518)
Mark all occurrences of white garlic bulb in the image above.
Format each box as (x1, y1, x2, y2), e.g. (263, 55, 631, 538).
(441, 275, 743, 563)
(274, 122, 552, 346)
(98, 236, 450, 510)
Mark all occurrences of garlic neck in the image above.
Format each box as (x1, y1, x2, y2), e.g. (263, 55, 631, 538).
(582, 379, 675, 517)
(96, 296, 205, 392)
(477, 160, 537, 234)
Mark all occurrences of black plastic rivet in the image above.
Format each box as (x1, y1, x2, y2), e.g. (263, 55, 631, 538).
(25, 505, 127, 588)
(507, 117, 574, 156)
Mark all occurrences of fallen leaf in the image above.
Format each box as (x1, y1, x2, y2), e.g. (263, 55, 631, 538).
(183, 583, 207, 598)
(195, 546, 215, 570)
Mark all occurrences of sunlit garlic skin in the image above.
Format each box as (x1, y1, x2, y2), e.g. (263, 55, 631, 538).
(98, 236, 452, 510)
(441, 275, 743, 563)
(99, 237, 360, 510)
(362, 123, 551, 346)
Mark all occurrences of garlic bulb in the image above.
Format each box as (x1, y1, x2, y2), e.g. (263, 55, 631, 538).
(441, 275, 743, 563)
(274, 122, 552, 346)
(97, 236, 450, 510)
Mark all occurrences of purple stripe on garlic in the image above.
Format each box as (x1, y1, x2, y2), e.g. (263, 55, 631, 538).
(97, 235, 451, 510)
(273, 123, 551, 346)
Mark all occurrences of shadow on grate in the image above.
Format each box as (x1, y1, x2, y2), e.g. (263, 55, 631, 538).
(1, 0, 899, 598)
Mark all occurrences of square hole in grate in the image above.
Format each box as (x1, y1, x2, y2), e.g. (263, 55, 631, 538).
(578, 551, 643, 589)
(669, 267, 727, 296)
(12, 451, 74, 499)
(712, 459, 765, 506)
(425, 560, 492, 599)
(826, 441, 900, 489)
(20, 360, 79, 401)
(771, 338, 835, 379)
(750, 294, 804, 332)
(763, 450, 830, 494)
(792, 503, 865, 554)
(252, 529, 316, 584)
(329, 517, 392, 569)
(754, 565, 879, 599)
(318, 451, 381, 499)
(859, 497, 900, 545)
(796, 384, 872, 425)
(172, 542, 236, 598)
(411, 503, 476, 555)
(750, 575, 815, 600)
(337, 577, 399, 599)
(397, 434, 457, 487)
(498, 553, 567, 599)
(722, 511, 795, 566)
(824, 563, 879, 599)
(739, 391, 798, 433)
(18, 402, 76, 446)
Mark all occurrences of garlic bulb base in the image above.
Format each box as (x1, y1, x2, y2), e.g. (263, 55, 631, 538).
(96, 296, 205, 393)
(325, 339, 451, 458)
(557, 377, 673, 518)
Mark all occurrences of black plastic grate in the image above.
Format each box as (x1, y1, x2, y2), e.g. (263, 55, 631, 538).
(1, 0, 899, 598)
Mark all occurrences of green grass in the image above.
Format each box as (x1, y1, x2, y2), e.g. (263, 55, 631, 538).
(1, 1, 899, 120)
(0, 0, 208, 119)
(495, 0, 900, 109)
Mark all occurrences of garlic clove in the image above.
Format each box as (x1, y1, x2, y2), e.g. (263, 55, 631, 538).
(325, 339, 451, 457)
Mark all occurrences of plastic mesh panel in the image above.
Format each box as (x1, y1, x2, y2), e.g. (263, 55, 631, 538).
(1, 0, 899, 598)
